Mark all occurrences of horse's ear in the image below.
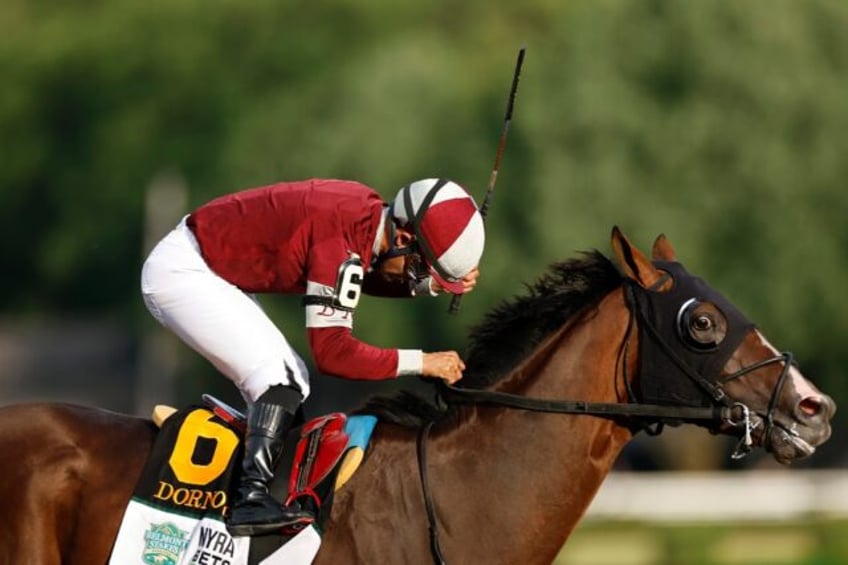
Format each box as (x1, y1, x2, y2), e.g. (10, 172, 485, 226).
(611, 226, 665, 289)
(651, 233, 676, 261)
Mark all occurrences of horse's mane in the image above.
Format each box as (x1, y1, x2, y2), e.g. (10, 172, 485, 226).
(356, 250, 624, 427)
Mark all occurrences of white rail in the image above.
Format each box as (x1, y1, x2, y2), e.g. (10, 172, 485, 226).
(584, 470, 848, 522)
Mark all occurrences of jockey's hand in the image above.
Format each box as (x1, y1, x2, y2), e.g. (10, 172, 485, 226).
(430, 267, 480, 294)
(422, 351, 465, 385)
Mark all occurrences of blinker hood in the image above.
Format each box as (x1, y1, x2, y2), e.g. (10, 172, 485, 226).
(628, 261, 756, 408)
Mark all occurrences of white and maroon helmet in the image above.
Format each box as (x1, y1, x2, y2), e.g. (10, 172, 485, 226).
(390, 178, 485, 294)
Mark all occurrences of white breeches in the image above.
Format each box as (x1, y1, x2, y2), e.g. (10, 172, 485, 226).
(141, 218, 310, 403)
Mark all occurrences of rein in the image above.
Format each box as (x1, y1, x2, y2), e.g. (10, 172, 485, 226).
(437, 382, 737, 422)
(416, 276, 793, 565)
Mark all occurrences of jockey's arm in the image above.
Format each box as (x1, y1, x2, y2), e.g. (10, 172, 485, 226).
(308, 326, 463, 385)
(307, 326, 418, 380)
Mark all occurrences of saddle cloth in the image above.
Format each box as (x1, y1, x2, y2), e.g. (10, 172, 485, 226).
(108, 400, 377, 565)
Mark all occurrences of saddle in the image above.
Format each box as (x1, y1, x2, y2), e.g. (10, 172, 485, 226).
(114, 396, 377, 565)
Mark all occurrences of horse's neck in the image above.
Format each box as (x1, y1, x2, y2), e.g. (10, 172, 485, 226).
(433, 290, 635, 560)
(323, 291, 636, 564)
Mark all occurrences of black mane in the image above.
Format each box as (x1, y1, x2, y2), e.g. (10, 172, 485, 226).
(356, 251, 624, 426)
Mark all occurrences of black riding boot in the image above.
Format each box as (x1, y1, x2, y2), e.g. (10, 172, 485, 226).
(227, 402, 314, 537)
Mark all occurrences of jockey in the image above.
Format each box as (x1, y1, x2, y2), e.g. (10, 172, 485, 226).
(140, 178, 485, 537)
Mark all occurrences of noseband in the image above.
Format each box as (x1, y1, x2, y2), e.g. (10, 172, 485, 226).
(718, 350, 794, 457)
(419, 261, 795, 564)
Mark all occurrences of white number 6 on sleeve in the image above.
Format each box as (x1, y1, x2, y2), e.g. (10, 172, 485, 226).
(335, 256, 364, 309)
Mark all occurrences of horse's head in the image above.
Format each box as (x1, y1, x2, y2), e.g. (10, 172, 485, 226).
(611, 227, 835, 464)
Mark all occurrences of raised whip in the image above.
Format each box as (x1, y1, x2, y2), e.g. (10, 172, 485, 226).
(449, 45, 526, 314)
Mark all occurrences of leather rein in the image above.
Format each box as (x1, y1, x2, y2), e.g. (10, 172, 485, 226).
(416, 280, 793, 565)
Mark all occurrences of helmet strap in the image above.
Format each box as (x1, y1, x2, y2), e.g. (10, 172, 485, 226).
(403, 179, 456, 282)
(372, 203, 419, 268)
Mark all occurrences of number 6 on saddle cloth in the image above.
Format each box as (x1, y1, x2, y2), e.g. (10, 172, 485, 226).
(139, 396, 376, 541)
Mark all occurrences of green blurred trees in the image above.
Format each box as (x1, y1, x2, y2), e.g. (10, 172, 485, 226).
(1, 0, 846, 458)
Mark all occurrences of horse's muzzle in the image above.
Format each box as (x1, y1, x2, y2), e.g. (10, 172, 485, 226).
(764, 393, 836, 464)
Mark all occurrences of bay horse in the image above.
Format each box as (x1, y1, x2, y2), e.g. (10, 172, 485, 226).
(0, 228, 835, 564)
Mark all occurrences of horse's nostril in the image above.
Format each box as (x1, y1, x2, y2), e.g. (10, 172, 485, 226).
(799, 397, 823, 417)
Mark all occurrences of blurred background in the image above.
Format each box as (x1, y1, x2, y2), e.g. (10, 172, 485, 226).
(1, 0, 846, 563)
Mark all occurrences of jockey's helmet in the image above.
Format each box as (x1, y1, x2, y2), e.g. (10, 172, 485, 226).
(388, 178, 485, 294)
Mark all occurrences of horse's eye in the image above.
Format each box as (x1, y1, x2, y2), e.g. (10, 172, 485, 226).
(692, 315, 713, 332)
(677, 298, 727, 351)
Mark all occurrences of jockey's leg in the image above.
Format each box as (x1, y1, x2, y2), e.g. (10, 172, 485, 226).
(227, 384, 314, 536)
(141, 217, 316, 536)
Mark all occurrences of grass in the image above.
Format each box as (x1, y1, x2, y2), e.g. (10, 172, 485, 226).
(554, 519, 848, 565)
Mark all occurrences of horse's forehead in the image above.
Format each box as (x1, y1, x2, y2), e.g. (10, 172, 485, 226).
(635, 260, 755, 387)
(656, 262, 750, 323)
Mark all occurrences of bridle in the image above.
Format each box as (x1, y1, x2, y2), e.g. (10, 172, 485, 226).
(416, 264, 794, 565)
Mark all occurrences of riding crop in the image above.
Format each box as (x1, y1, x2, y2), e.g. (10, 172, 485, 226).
(449, 45, 526, 314)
